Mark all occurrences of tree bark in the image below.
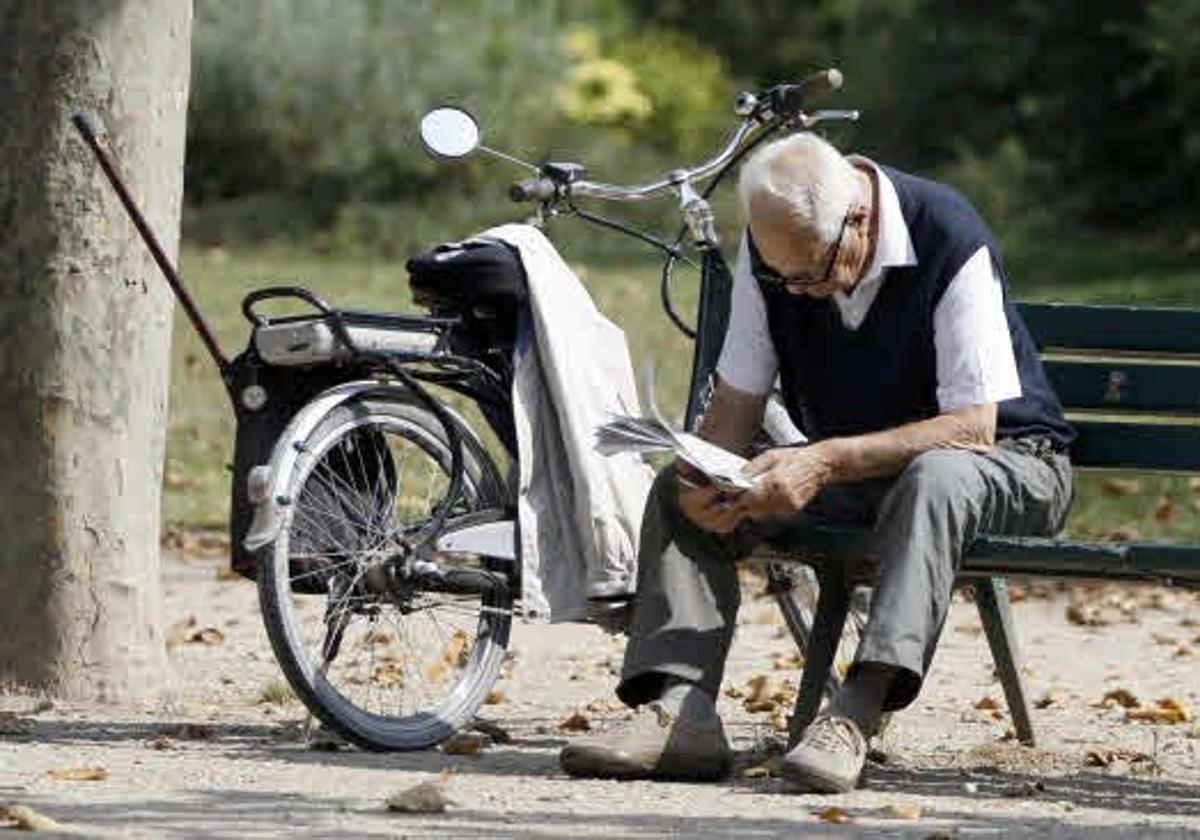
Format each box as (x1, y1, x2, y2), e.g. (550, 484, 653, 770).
(0, 1, 192, 701)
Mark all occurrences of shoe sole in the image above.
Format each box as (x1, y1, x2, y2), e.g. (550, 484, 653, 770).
(776, 759, 860, 794)
(560, 746, 731, 782)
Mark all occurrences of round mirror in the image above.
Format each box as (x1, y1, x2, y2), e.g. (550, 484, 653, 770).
(419, 107, 481, 158)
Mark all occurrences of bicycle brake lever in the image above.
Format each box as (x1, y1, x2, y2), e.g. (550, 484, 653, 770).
(801, 109, 861, 128)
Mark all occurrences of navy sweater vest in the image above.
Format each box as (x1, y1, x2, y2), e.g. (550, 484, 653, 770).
(752, 166, 1075, 449)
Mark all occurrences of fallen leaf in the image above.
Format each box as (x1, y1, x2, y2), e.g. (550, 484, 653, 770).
(425, 629, 470, 682)
(166, 616, 198, 647)
(1085, 747, 1158, 771)
(884, 803, 924, 820)
(386, 781, 454, 813)
(189, 627, 225, 645)
(724, 685, 745, 699)
(1100, 688, 1139, 709)
(1066, 604, 1108, 627)
(0, 805, 65, 832)
(1175, 646, 1193, 658)
(484, 689, 506, 705)
(559, 712, 591, 732)
(1152, 497, 1176, 522)
(1101, 477, 1142, 496)
(974, 696, 1000, 711)
(744, 674, 772, 705)
(1035, 690, 1066, 710)
(745, 698, 778, 713)
(1126, 697, 1192, 724)
(146, 734, 175, 750)
(48, 766, 108, 781)
(439, 732, 490, 756)
(815, 806, 854, 824)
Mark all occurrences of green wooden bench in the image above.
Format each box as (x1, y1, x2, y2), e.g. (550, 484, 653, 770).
(782, 302, 1200, 746)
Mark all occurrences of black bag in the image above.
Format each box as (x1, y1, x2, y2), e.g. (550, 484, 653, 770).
(227, 349, 384, 585)
(406, 238, 527, 309)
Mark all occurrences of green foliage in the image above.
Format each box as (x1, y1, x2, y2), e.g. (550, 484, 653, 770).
(629, 0, 1200, 234)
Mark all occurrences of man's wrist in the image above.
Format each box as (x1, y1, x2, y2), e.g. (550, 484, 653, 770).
(810, 438, 845, 486)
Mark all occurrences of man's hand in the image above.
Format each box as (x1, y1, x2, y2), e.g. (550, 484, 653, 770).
(737, 444, 836, 518)
(677, 479, 745, 534)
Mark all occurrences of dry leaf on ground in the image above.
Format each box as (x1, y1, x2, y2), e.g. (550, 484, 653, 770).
(1084, 747, 1158, 772)
(1066, 604, 1107, 627)
(1126, 697, 1192, 724)
(815, 806, 854, 824)
(484, 689, 506, 705)
(1152, 497, 1176, 522)
(1035, 690, 1066, 710)
(974, 696, 1000, 711)
(48, 766, 108, 781)
(439, 732, 491, 756)
(1, 805, 65, 832)
(1099, 688, 1140, 709)
(559, 712, 591, 732)
(386, 781, 454, 813)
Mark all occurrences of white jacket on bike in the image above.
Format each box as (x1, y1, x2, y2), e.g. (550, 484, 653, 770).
(484, 223, 655, 621)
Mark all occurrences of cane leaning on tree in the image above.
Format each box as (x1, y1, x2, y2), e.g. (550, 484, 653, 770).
(559, 131, 1076, 793)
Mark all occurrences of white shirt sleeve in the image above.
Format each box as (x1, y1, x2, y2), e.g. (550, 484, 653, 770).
(715, 234, 779, 396)
(934, 246, 1022, 411)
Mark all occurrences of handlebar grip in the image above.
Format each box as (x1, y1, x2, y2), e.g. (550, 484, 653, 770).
(799, 68, 843, 99)
(509, 178, 556, 203)
(767, 68, 844, 118)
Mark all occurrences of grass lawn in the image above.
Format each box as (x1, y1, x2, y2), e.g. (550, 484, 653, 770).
(166, 228, 1200, 545)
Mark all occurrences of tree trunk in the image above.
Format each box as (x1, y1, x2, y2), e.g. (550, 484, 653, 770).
(0, 1, 192, 701)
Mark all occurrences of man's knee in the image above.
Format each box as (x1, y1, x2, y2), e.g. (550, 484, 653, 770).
(891, 449, 983, 504)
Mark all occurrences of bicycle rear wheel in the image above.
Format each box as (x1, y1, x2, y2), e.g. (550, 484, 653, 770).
(257, 396, 510, 751)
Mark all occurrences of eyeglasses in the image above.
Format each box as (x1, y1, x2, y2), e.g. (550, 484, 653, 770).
(749, 207, 853, 291)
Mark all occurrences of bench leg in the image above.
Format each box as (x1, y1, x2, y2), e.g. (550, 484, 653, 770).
(974, 576, 1036, 746)
(788, 562, 850, 747)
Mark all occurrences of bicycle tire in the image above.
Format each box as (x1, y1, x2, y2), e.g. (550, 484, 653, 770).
(257, 396, 510, 751)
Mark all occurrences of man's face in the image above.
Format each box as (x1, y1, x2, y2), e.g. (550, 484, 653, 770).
(748, 196, 868, 299)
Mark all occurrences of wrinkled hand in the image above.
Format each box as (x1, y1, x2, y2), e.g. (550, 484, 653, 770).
(675, 461, 746, 534)
(737, 445, 835, 519)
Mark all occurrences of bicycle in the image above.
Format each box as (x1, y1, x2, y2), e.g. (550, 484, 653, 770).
(73, 68, 869, 753)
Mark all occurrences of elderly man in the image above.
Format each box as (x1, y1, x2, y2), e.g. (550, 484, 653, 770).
(560, 132, 1075, 793)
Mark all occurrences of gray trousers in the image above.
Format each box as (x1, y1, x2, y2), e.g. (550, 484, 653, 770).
(618, 439, 1073, 712)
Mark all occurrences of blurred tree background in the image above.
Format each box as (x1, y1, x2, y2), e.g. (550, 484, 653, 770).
(185, 0, 1200, 256)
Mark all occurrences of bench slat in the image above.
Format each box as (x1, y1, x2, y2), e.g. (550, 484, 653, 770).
(1043, 360, 1200, 415)
(1018, 302, 1200, 355)
(1071, 420, 1200, 470)
(755, 526, 1200, 586)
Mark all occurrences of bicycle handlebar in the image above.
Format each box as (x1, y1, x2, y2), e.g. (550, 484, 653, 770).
(509, 68, 846, 205)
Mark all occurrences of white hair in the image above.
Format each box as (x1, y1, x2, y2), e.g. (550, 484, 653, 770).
(737, 132, 859, 245)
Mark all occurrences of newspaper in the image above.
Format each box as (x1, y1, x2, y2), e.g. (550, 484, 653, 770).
(594, 415, 756, 492)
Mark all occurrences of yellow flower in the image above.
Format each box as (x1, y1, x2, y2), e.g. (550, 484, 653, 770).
(557, 58, 652, 125)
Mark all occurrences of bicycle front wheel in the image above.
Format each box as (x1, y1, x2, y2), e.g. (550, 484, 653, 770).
(257, 396, 510, 751)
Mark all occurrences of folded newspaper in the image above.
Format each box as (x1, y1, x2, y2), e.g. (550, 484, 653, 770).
(594, 415, 756, 491)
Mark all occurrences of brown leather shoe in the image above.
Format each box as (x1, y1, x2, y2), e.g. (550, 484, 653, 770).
(778, 714, 867, 793)
(559, 701, 733, 781)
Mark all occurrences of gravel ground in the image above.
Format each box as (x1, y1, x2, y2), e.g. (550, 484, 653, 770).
(3, 550, 1200, 838)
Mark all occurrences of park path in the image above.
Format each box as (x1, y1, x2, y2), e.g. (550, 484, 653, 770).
(2, 548, 1199, 838)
